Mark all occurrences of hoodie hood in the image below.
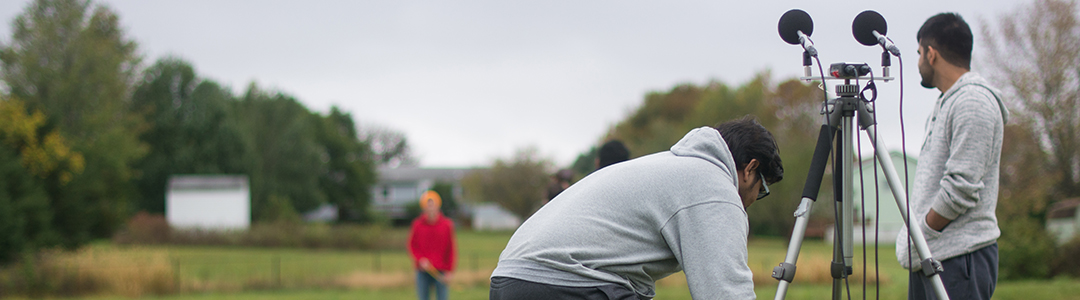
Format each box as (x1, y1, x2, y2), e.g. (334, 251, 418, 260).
(669, 126, 739, 187)
(945, 72, 1010, 125)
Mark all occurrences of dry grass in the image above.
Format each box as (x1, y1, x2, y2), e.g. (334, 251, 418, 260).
(14, 247, 881, 297)
(761, 255, 891, 285)
(1, 231, 899, 298)
(334, 268, 494, 290)
(658, 256, 890, 288)
(335, 271, 411, 289)
(3, 245, 494, 297)
(10, 247, 176, 297)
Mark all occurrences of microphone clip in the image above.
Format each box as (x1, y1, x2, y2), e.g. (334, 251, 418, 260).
(798, 31, 818, 57)
(872, 31, 901, 57)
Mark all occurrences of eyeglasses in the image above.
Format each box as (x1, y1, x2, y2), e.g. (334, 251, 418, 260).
(757, 172, 770, 200)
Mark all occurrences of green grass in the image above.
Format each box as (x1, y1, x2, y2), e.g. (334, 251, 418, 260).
(101, 229, 511, 291)
(41, 279, 1080, 300)
(4, 229, 1079, 300)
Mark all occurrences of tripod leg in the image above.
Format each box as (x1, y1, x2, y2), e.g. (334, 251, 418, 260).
(772, 125, 834, 300)
(831, 125, 845, 300)
(865, 126, 950, 300)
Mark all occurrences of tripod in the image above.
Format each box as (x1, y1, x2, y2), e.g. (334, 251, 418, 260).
(769, 78, 950, 300)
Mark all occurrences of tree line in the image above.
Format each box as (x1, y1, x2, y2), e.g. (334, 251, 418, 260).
(2, 0, 1077, 281)
(463, 72, 826, 236)
(0, 0, 413, 264)
(587, 73, 826, 237)
(464, 0, 1080, 280)
(590, 0, 1080, 279)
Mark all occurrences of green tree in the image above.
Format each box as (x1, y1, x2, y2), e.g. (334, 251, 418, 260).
(748, 77, 825, 237)
(359, 125, 417, 168)
(312, 107, 377, 222)
(570, 146, 598, 176)
(129, 57, 249, 214)
(981, 0, 1080, 279)
(982, 0, 1080, 199)
(462, 147, 551, 221)
(608, 83, 708, 156)
(233, 85, 326, 221)
(430, 181, 459, 217)
(0, 96, 83, 264)
(0, 0, 145, 246)
(593, 72, 823, 236)
(988, 107, 1058, 279)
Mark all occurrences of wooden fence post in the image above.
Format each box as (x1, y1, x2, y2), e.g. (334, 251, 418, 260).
(272, 255, 281, 289)
(374, 251, 381, 272)
(173, 258, 181, 293)
(472, 253, 478, 272)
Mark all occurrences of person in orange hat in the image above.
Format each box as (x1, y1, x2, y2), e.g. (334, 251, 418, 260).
(408, 190, 456, 300)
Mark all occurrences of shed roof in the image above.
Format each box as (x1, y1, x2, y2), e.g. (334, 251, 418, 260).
(168, 175, 249, 190)
(377, 167, 478, 183)
(1048, 198, 1080, 219)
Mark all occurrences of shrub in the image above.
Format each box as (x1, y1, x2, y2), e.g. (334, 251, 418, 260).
(168, 228, 241, 246)
(0, 247, 174, 297)
(112, 212, 405, 251)
(300, 223, 332, 248)
(1051, 236, 1080, 278)
(998, 218, 1055, 279)
(111, 212, 170, 245)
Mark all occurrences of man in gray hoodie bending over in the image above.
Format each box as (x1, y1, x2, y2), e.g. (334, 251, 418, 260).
(490, 116, 783, 299)
(896, 12, 1009, 300)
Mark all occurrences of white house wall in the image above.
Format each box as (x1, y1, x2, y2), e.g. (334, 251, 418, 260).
(826, 152, 916, 245)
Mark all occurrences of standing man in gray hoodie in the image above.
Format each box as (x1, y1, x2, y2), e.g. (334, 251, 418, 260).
(896, 12, 1009, 300)
(489, 116, 783, 299)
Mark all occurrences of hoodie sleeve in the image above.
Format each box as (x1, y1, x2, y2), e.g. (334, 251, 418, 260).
(444, 220, 457, 272)
(661, 201, 755, 299)
(407, 219, 422, 267)
(931, 95, 999, 220)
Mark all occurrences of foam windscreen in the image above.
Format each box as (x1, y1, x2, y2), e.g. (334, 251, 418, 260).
(852, 10, 887, 46)
(778, 9, 813, 45)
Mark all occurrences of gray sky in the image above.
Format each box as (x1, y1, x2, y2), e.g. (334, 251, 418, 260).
(0, 0, 1022, 168)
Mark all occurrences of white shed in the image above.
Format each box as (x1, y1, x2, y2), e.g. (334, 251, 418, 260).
(471, 203, 522, 231)
(825, 151, 917, 245)
(1048, 199, 1080, 245)
(166, 175, 250, 230)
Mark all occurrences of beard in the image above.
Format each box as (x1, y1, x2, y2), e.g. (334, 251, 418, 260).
(919, 63, 935, 89)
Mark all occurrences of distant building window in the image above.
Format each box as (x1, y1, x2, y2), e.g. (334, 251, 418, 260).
(391, 185, 417, 202)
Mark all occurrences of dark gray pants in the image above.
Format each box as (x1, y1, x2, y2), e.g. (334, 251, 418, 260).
(908, 243, 997, 300)
(489, 277, 641, 300)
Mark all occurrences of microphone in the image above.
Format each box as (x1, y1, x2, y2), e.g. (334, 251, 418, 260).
(852, 10, 900, 56)
(778, 9, 817, 57)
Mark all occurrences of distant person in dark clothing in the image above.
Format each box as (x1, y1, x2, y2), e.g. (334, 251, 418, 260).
(544, 169, 574, 205)
(596, 140, 630, 170)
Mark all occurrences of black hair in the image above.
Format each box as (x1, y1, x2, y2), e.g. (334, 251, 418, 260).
(597, 140, 630, 170)
(917, 13, 973, 69)
(713, 115, 783, 184)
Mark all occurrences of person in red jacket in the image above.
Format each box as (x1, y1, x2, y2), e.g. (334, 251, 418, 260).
(408, 190, 456, 300)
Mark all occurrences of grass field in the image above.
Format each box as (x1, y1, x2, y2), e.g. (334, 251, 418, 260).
(5, 229, 1080, 299)
(52, 278, 1080, 300)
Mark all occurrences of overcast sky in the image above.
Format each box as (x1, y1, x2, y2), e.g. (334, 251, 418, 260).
(0, 0, 1022, 168)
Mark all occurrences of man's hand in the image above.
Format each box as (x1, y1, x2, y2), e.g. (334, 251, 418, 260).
(419, 258, 433, 270)
(926, 209, 952, 231)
